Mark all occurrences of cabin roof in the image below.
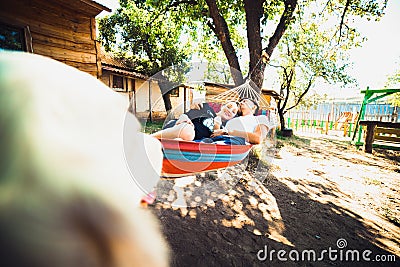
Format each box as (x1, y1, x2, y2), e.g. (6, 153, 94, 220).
(101, 49, 149, 79)
(54, 0, 111, 16)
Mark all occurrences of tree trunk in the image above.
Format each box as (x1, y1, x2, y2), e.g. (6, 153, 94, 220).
(158, 81, 173, 113)
(205, 0, 244, 86)
(277, 100, 286, 130)
(205, 0, 297, 92)
(277, 76, 291, 130)
(162, 92, 172, 113)
(244, 0, 297, 91)
(265, 0, 298, 58)
(279, 110, 286, 130)
(244, 0, 264, 91)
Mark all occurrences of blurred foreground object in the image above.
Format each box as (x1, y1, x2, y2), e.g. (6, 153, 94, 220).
(0, 52, 169, 267)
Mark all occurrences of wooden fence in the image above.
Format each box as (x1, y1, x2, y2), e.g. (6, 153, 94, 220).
(284, 102, 398, 137)
(285, 113, 356, 137)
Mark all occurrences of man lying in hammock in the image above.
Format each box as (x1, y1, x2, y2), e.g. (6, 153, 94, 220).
(211, 98, 274, 144)
(151, 101, 239, 141)
(153, 97, 275, 145)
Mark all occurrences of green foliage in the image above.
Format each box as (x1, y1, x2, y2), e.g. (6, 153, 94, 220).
(270, 0, 387, 129)
(141, 121, 163, 134)
(98, 0, 191, 76)
(99, 0, 388, 91)
(384, 63, 400, 106)
(141, 0, 248, 74)
(388, 93, 400, 107)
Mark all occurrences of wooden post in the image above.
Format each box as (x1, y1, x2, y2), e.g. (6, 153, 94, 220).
(364, 124, 376, 153)
(325, 115, 329, 135)
(133, 79, 137, 114)
(148, 79, 153, 123)
(184, 86, 187, 113)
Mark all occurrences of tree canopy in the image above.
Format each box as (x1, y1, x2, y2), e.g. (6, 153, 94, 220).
(385, 62, 400, 107)
(269, 1, 366, 129)
(98, 0, 191, 76)
(98, 0, 193, 112)
(139, 0, 387, 91)
(98, 0, 389, 117)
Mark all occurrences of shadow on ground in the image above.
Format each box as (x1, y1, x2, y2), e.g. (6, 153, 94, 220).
(150, 136, 400, 266)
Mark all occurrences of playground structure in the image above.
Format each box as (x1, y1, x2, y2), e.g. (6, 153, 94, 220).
(352, 88, 400, 152)
(284, 88, 399, 140)
(333, 111, 359, 136)
(285, 111, 359, 137)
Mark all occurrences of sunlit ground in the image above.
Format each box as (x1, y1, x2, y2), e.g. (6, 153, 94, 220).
(152, 131, 400, 256)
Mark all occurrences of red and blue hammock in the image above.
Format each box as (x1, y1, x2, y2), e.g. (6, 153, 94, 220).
(160, 138, 252, 177)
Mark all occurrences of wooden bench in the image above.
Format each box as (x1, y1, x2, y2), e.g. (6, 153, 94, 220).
(359, 120, 400, 153)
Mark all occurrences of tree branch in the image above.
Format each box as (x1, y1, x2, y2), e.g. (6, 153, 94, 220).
(280, 68, 294, 114)
(206, 20, 216, 33)
(285, 76, 314, 111)
(169, 0, 197, 8)
(338, 0, 351, 44)
(205, 0, 244, 85)
(264, 0, 298, 59)
(147, 0, 198, 26)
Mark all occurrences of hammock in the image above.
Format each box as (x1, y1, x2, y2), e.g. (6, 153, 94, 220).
(160, 138, 252, 177)
(159, 79, 270, 177)
(207, 79, 271, 110)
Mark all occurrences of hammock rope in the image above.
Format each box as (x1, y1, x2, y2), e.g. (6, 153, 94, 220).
(207, 79, 271, 109)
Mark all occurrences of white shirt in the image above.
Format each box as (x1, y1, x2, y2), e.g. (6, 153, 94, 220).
(214, 116, 222, 127)
(225, 115, 273, 133)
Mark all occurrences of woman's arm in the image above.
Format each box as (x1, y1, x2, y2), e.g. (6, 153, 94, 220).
(213, 116, 222, 130)
(212, 124, 269, 144)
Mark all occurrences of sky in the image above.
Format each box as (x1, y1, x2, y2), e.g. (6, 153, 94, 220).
(348, 0, 400, 90)
(96, 0, 400, 99)
(97, 0, 119, 17)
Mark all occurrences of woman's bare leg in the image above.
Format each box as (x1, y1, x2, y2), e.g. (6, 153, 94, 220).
(151, 123, 195, 141)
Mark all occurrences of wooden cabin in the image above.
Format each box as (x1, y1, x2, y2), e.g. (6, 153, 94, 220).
(0, 0, 192, 121)
(100, 50, 192, 120)
(0, 0, 110, 77)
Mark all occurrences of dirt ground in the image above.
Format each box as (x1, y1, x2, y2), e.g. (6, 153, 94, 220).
(149, 133, 400, 266)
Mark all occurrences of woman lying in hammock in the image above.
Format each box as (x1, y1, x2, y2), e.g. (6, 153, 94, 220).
(211, 98, 273, 144)
(151, 101, 239, 141)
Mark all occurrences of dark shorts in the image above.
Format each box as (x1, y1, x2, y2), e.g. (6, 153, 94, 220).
(162, 119, 177, 130)
(162, 118, 212, 140)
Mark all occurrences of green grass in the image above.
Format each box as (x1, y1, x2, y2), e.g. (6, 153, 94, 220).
(364, 177, 382, 186)
(277, 134, 311, 148)
(141, 121, 164, 134)
(380, 206, 400, 226)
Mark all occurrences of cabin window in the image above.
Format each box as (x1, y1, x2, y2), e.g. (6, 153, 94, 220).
(0, 21, 32, 52)
(170, 88, 179, 97)
(112, 75, 125, 91)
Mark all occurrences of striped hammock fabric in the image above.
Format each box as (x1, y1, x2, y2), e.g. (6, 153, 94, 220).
(160, 138, 252, 177)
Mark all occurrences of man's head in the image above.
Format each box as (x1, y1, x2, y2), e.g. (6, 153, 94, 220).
(239, 98, 259, 116)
